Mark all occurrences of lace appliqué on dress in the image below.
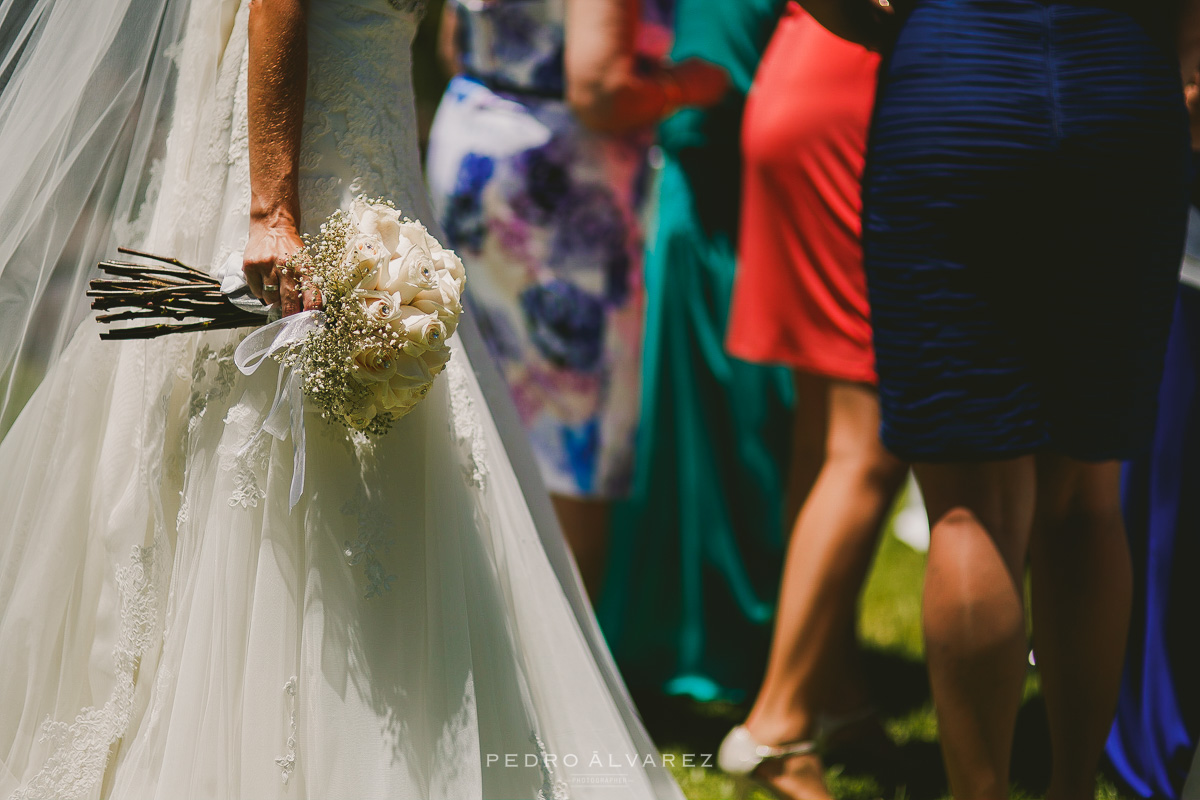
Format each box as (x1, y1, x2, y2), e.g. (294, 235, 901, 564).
(220, 444, 269, 508)
(448, 357, 489, 489)
(388, 0, 427, 17)
(300, 2, 424, 218)
(188, 342, 239, 432)
(532, 733, 571, 800)
(11, 541, 164, 800)
(341, 499, 397, 598)
(275, 676, 299, 784)
(218, 404, 272, 509)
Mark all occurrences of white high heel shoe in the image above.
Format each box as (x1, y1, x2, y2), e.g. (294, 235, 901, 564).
(717, 710, 878, 799)
(717, 725, 819, 799)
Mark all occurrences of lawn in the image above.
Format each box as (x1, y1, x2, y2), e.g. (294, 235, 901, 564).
(635, 506, 1132, 800)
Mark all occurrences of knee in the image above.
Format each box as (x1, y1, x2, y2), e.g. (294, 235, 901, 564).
(1037, 459, 1124, 541)
(937, 503, 1030, 563)
(934, 506, 983, 534)
(926, 507, 1027, 614)
(928, 506, 1009, 561)
(1040, 492, 1124, 547)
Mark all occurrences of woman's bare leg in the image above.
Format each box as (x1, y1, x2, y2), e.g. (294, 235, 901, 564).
(552, 494, 611, 601)
(782, 371, 830, 535)
(744, 374, 907, 799)
(1029, 455, 1130, 800)
(916, 458, 1037, 800)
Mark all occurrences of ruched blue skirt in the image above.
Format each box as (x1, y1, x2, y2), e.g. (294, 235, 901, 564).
(863, 0, 1191, 461)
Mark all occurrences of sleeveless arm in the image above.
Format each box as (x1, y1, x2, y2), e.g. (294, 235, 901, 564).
(437, 1, 461, 79)
(564, 0, 728, 134)
(245, 0, 310, 315)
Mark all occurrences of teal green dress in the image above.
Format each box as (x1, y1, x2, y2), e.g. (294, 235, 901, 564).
(596, 0, 793, 703)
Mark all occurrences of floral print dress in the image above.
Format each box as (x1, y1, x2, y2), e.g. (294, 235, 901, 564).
(426, 0, 671, 498)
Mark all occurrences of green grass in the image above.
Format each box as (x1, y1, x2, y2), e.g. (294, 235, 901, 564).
(635, 509, 1133, 800)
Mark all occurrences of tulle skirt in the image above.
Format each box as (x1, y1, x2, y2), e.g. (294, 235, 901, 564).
(0, 321, 671, 799)
(1, 0, 681, 794)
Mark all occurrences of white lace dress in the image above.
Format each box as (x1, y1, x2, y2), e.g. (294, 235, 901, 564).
(0, 1, 681, 798)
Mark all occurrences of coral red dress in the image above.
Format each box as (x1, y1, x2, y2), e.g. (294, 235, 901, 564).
(726, 3, 880, 383)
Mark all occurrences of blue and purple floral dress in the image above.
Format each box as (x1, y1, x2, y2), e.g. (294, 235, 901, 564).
(426, 0, 671, 498)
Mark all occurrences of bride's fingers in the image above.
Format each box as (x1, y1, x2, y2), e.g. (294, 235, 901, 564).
(261, 264, 282, 308)
(243, 259, 266, 299)
(280, 267, 303, 317)
(302, 283, 323, 312)
(244, 224, 303, 306)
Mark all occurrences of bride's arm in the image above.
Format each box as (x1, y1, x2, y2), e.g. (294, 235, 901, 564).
(244, 0, 310, 317)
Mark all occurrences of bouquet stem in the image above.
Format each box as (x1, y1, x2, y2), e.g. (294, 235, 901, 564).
(89, 248, 263, 340)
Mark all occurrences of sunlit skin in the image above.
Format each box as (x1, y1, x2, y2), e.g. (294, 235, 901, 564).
(742, 377, 907, 800)
(245, 0, 320, 318)
(789, 2, 1200, 798)
(564, 0, 728, 135)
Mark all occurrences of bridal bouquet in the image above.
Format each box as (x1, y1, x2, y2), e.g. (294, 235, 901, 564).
(90, 198, 466, 436)
(273, 198, 466, 434)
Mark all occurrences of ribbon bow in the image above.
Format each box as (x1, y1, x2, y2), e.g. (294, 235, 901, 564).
(217, 250, 324, 509)
(233, 311, 325, 509)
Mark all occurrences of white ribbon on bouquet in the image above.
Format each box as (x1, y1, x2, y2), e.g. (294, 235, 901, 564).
(216, 251, 325, 509)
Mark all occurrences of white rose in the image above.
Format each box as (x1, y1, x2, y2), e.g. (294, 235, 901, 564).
(350, 199, 403, 254)
(375, 227, 440, 303)
(344, 234, 391, 289)
(346, 403, 379, 430)
(390, 351, 434, 387)
(361, 292, 404, 324)
(395, 382, 429, 409)
(414, 280, 462, 335)
(423, 232, 466, 292)
(420, 345, 452, 377)
(396, 305, 447, 354)
(369, 377, 428, 412)
(366, 380, 396, 412)
(351, 346, 398, 384)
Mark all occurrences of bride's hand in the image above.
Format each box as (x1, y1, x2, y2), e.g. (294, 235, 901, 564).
(243, 219, 305, 316)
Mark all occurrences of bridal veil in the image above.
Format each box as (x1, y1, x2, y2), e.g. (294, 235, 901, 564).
(0, 0, 679, 797)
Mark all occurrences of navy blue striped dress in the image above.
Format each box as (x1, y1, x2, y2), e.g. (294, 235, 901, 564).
(862, 0, 1191, 462)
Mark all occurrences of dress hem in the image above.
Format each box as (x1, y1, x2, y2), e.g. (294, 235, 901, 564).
(726, 339, 876, 386)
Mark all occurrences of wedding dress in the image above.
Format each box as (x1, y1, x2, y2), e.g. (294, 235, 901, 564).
(0, 1, 683, 798)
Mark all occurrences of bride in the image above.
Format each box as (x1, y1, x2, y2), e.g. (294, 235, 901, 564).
(0, 0, 683, 798)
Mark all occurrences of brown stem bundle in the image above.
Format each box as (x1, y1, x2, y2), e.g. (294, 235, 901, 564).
(88, 248, 264, 340)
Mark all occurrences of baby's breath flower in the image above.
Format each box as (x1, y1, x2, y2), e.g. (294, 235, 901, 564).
(275, 196, 463, 436)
